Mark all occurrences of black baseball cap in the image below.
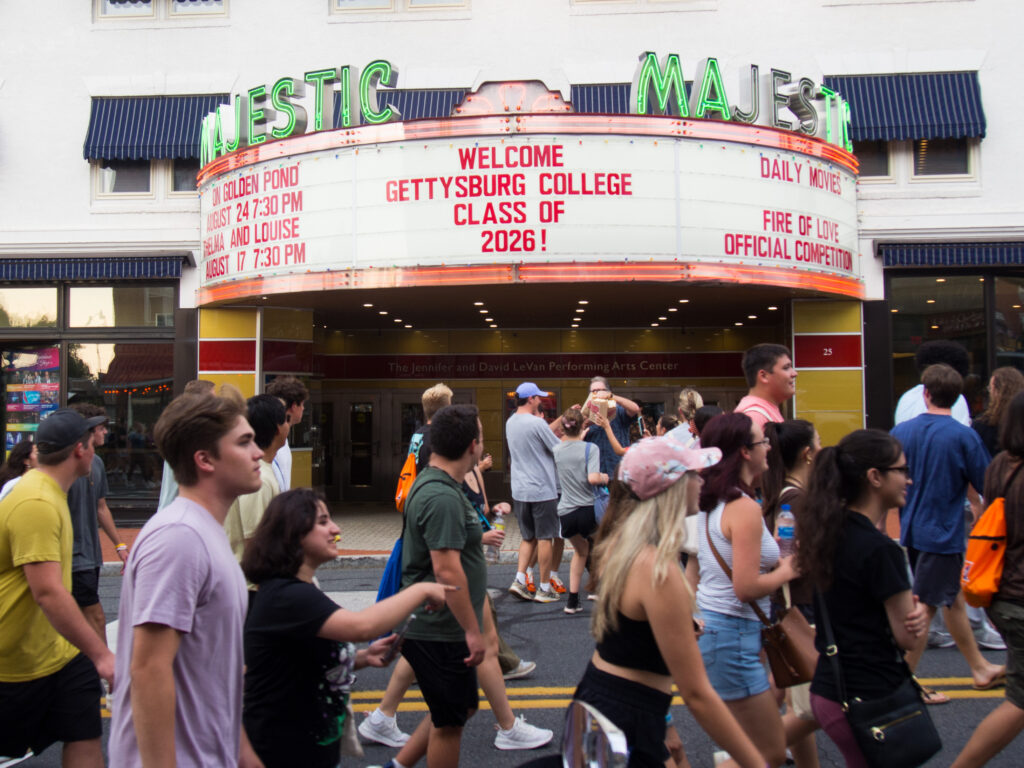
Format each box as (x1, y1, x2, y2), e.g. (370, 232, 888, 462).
(35, 409, 106, 455)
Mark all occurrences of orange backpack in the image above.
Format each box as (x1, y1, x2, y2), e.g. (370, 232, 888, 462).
(962, 462, 1024, 607)
(394, 433, 425, 514)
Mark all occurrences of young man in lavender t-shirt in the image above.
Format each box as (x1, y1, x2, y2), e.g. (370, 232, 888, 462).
(109, 389, 264, 768)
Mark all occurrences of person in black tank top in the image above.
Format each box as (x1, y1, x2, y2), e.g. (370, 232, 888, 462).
(572, 435, 767, 768)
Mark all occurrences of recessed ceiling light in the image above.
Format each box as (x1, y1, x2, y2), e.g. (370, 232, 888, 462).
(404, 324, 412, 328)
(926, 299, 935, 304)
(576, 308, 585, 313)
(748, 315, 757, 319)
(261, 296, 268, 300)
(363, 303, 373, 308)
(379, 310, 388, 315)
(578, 299, 589, 305)
(489, 324, 498, 329)
(668, 308, 677, 312)
(479, 309, 488, 314)
(936, 278, 946, 283)
(658, 316, 667, 321)
(1014, 305, 1022, 309)
(678, 299, 689, 304)
(393, 318, 401, 323)
(485, 317, 493, 322)
(891, 309, 899, 313)
(767, 305, 778, 311)
(931, 325, 939, 329)
(734, 322, 743, 326)
(650, 322, 660, 327)
(573, 317, 581, 322)
(980, 278, 985, 282)
(473, 301, 484, 306)
(571, 323, 579, 328)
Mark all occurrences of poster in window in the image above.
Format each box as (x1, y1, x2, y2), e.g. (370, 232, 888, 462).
(3, 346, 60, 455)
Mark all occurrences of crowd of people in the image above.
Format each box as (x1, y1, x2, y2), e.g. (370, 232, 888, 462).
(2, 343, 1024, 768)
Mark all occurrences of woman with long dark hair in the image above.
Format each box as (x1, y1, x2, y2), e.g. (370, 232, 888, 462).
(952, 391, 1024, 767)
(800, 430, 929, 767)
(0, 439, 36, 500)
(762, 420, 820, 768)
(241, 489, 450, 768)
(574, 436, 766, 768)
(696, 412, 796, 767)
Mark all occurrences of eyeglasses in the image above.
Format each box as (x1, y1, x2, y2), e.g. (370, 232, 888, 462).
(880, 465, 910, 476)
(746, 438, 771, 448)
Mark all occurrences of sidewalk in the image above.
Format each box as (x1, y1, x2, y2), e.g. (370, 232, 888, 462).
(101, 501, 533, 574)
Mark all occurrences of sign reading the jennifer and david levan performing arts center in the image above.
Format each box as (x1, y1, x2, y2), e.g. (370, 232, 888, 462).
(198, 55, 860, 293)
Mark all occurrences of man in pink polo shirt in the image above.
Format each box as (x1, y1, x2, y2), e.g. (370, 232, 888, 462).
(734, 343, 797, 427)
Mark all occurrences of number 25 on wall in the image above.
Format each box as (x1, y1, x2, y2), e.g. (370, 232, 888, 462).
(822, 347, 833, 356)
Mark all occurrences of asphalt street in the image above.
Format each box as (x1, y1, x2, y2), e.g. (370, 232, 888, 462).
(21, 564, 1023, 767)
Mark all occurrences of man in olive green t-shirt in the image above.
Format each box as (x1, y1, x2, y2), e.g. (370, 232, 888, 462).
(399, 404, 488, 768)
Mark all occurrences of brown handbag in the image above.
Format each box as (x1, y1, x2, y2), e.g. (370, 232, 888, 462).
(704, 517, 818, 688)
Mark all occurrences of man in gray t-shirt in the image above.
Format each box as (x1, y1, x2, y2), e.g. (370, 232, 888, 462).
(68, 403, 128, 644)
(505, 382, 562, 603)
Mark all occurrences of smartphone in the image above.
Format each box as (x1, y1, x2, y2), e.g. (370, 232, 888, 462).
(381, 613, 416, 665)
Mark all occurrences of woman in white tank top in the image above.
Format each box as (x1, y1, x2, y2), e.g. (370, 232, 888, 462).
(696, 412, 798, 768)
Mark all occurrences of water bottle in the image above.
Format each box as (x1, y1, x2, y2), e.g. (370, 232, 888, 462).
(487, 513, 505, 563)
(777, 504, 795, 558)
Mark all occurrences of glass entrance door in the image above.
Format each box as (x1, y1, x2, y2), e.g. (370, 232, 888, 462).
(339, 393, 382, 502)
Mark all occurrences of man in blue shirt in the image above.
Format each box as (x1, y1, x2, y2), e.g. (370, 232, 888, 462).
(891, 363, 1004, 696)
(582, 376, 639, 477)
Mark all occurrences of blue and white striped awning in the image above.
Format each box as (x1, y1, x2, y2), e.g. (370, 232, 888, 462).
(823, 72, 986, 142)
(880, 243, 1024, 268)
(0, 255, 185, 281)
(83, 95, 229, 161)
(334, 89, 466, 124)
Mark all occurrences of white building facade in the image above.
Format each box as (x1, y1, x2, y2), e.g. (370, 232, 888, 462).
(1, 0, 1018, 507)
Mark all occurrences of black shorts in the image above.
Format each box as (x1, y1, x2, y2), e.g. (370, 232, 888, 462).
(573, 662, 672, 767)
(70, 567, 101, 609)
(559, 506, 597, 540)
(401, 638, 478, 728)
(907, 547, 963, 608)
(0, 654, 102, 756)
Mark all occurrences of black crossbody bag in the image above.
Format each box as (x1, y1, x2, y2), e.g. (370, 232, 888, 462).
(815, 590, 942, 768)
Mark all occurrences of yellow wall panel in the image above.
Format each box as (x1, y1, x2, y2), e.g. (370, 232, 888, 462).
(798, 410, 864, 447)
(199, 308, 258, 339)
(793, 301, 861, 334)
(501, 330, 555, 353)
(263, 308, 313, 341)
(476, 386, 504, 411)
(202, 373, 257, 399)
(450, 330, 502, 353)
(795, 370, 863, 412)
(290, 450, 312, 489)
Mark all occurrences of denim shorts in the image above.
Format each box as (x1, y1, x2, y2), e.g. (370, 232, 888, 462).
(697, 610, 770, 701)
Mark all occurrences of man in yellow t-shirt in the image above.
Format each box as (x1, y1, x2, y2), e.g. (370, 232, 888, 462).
(0, 409, 113, 765)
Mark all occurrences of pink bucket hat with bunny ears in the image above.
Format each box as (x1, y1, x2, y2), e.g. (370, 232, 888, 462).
(617, 435, 722, 500)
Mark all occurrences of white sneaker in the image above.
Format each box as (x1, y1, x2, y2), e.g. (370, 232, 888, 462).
(357, 710, 410, 747)
(494, 715, 554, 750)
(503, 660, 537, 680)
(0, 753, 33, 768)
(976, 623, 1007, 651)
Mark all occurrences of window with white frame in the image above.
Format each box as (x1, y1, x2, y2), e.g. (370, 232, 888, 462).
(96, 0, 226, 20)
(92, 159, 199, 200)
(854, 138, 976, 188)
(332, 0, 467, 12)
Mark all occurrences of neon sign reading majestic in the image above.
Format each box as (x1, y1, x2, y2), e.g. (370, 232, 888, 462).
(631, 53, 852, 151)
(199, 52, 855, 168)
(199, 59, 399, 166)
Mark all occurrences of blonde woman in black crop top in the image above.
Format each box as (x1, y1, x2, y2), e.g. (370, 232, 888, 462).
(572, 436, 767, 768)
